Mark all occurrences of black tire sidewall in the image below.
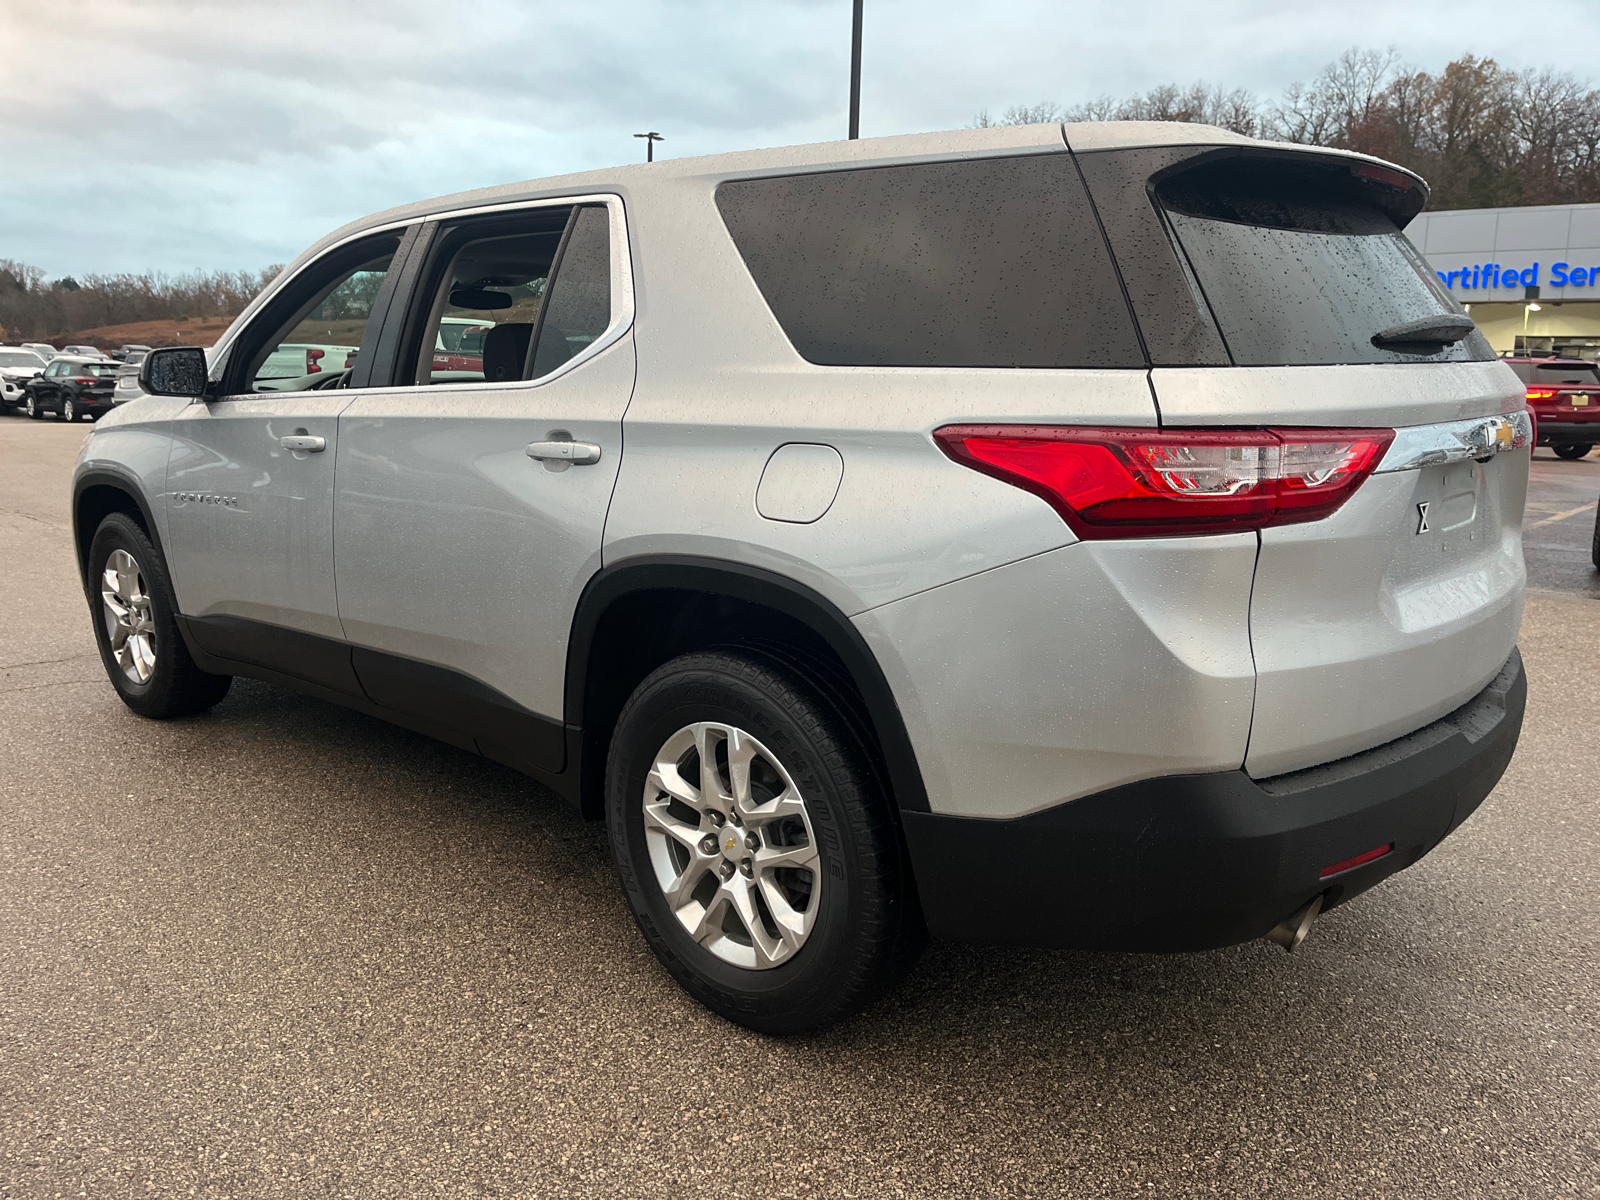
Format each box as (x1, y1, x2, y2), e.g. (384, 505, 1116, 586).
(86, 514, 196, 717)
(607, 656, 879, 1029)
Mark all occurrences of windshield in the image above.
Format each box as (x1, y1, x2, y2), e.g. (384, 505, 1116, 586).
(1532, 362, 1600, 385)
(0, 352, 43, 368)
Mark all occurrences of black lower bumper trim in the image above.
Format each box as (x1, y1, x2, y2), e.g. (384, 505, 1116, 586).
(902, 648, 1525, 952)
(1536, 421, 1600, 443)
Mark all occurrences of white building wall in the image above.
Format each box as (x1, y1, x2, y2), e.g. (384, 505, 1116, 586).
(1406, 203, 1600, 300)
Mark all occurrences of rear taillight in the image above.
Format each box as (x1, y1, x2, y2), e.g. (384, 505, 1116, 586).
(306, 348, 324, 373)
(935, 425, 1394, 539)
(1526, 387, 1558, 402)
(69, 376, 96, 384)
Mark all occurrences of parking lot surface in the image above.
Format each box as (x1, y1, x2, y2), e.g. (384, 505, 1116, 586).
(2, 416, 1597, 1199)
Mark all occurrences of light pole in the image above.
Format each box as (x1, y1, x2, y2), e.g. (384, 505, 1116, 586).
(634, 131, 664, 162)
(848, 0, 863, 139)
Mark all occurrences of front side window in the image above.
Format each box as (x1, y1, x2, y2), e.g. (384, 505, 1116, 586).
(407, 203, 614, 387)
(228, 232, 403, 394)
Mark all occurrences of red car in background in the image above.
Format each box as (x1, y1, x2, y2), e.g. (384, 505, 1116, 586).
(1505, 356, 1600, 459)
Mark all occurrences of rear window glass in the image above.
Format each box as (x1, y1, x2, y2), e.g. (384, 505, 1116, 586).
(77, 362, 120, 377)
(1154, 157, 1493, 366)
(1531, 362, 1600, 385)
(716, 155, 1143, 368)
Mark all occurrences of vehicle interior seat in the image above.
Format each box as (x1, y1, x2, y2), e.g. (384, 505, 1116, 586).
(481, 323, 533, 382)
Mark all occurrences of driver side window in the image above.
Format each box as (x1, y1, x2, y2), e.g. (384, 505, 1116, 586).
(229, 232, 403, 395)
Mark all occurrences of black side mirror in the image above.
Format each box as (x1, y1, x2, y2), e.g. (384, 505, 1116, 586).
(140, 346, 209, 398)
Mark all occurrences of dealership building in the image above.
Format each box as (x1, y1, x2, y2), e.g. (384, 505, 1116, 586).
(1405, 202, 1600, 360)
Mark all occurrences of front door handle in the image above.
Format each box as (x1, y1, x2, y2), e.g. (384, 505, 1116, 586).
(280, 435, 326, 452)
(526, 440, 601, 465)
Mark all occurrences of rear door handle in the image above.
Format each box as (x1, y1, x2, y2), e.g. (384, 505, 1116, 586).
(280, 435, 326, 452)
(526, 440, 601, 465)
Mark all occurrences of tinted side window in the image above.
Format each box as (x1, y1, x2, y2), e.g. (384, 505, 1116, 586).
(716, 155, 1144, 368)
(530, 206, 613, 378)
(1074, 146, 1231, 367)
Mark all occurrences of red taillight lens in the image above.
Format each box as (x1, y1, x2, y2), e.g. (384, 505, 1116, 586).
(306, 348, 324, 373)
(70, 376, 96, 384)
(1320, 843, 1393, 879)
(935, 425, 1394, 538)
(1526, 387, 1558, 402)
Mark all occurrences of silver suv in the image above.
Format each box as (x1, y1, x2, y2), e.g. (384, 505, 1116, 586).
(73, 123, 1529, 1033)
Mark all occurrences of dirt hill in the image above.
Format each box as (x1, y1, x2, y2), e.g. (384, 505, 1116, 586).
(52, 316, 236, 350)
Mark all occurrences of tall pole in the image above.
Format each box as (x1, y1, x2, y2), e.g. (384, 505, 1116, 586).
(848, 0, 863, 139)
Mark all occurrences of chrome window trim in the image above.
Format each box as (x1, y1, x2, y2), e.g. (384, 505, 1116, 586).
(1374, 410, 1533, 474)
(208, 192, 633, 384)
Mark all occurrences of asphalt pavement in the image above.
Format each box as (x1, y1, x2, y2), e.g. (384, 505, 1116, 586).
(1, 414, 1596, 1199)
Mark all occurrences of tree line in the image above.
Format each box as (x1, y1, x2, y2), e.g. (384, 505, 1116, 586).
(976, 48, 1600, 210)
(0, 259, 281, 346)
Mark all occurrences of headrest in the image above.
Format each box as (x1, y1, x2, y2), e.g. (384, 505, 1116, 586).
(481, 323, 534, 383)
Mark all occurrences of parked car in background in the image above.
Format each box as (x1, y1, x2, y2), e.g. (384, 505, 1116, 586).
(111, 343, 152, 362)
(60, 344, 108, 359)
(21, 343, 59, 361)
(112, 357, 147, 405)
(253, 342, 359, 388)
(24, 356, 119, 420)
(432, 316, 495, 375)
(0, 347, 49, 411)
(1505, 356, 1600, 458)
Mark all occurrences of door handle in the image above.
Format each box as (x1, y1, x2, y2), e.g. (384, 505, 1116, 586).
(526, 440, 601, 465)
(280, 435, 326, 452)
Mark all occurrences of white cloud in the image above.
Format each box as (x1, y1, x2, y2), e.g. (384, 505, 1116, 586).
(1, 0, 1596, 275)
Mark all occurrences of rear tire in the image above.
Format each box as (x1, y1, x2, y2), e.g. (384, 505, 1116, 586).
(606, 647, 923, 1034)
(61, 397, 76, 422)
(87, 512, 232, 718)
(1552, 443, 1591, 460)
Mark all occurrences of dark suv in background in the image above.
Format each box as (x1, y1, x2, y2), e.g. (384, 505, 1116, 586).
(24, 356, 119, 421)
(1506, 355, 1600, 458)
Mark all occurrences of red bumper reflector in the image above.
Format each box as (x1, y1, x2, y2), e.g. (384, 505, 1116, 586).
(1320, 843, 1393, 879)
(934, 425, 1393, 539)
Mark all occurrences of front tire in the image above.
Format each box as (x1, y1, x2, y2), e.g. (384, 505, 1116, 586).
(87, 512, 232, 718)
(25, 394, 40, 419)
(1552, 443, 1591, 460)
(606, 648, 923, 1035)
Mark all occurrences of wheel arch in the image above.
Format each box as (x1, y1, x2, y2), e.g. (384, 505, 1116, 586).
(73, 471, 166, 588)
(566, 555, 930, 821)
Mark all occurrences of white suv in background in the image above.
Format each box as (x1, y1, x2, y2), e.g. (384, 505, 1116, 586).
(74, 123, 1528, 1033)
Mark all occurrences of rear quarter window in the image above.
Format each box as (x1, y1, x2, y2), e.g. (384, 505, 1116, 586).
(715, 154, 1144, 369)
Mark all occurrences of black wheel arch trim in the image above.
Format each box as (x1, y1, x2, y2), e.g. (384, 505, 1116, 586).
(73, 468, 170, 586)
(566, 554, 932, 814)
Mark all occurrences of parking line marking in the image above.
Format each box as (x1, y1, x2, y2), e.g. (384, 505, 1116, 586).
(1524, 502, 1598, 531)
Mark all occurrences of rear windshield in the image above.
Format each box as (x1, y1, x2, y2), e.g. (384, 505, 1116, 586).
(75, 362, 119, 377)
(1531, 361, 1600, 385)
(716, 154, 1143, 368)
(1153, 156, 1493, 366)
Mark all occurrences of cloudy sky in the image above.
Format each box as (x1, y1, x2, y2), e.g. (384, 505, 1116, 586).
(2, 0, 1598, 278)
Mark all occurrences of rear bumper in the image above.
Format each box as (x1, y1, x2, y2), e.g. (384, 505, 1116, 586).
(1537, 421, 1600, 444)
(902, 647, 1525, 951)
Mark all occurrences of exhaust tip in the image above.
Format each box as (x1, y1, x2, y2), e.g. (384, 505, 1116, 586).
(1265, 894, 1324, 953)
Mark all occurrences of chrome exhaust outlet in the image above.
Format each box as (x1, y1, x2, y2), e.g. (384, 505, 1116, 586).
(1265, 894, 1324, 953)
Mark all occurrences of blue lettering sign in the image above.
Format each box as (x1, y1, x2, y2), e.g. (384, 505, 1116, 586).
(1551, 263, 1569, 286)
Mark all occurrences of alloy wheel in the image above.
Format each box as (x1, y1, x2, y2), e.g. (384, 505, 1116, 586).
(641, 721, 822, 969)
(100, 548, 156, 683)
(62, 398, 75, 422)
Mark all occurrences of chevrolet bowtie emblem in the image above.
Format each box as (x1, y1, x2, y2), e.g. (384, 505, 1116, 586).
(1416, 502, 1431, 534)
(1493, 420, 1515, 449)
